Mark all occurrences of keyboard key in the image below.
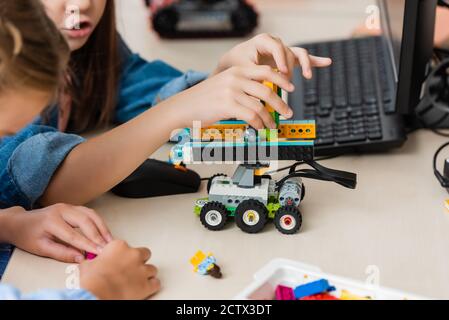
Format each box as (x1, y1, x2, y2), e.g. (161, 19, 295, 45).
(350, 110, 364, 118)
(383, 101, 395, 114)
(368, 131, 382, 140)
(365, 115, 380, 123)
(348, 94, 363, 106)
(319, 132, 334, 139)
(367, 125, 382, 134)
(362, 105, 379, 116)
(352, 123, 365, 130)
(382, 91, 392, 103)
(305, 94, 318, 105)
(335, 124, 349, 131)
(336, 134, 367, 143)
(363, 94, 377, 104)
(335, 111, 349, 120)
(336, 130, 350, 137)
(353, 128, 366, 135)
(335, 97, 348, 107)
(320, 96, 333, 109)
(316, 138, 335, 146)
(317, 109, 331, 117)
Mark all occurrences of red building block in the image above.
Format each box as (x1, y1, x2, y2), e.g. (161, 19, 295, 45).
(85, 252, 97, 260)
(275, 285, 295, 300)
(300, 293, 339, 300)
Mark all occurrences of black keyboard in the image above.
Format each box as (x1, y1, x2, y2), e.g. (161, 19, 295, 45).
(290, 36, 406, 155)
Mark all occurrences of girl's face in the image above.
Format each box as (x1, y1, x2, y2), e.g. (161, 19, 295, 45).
(0, 89, 51, 136)
(41, 0, 107, 51)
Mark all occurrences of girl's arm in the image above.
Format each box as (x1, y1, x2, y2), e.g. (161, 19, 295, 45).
(41, 97, 185, 206)
(0, 205, 112, 263)
(0, 240, 160, 300)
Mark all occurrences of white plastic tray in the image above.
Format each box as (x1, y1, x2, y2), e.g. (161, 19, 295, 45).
(234, 258, 427, 300)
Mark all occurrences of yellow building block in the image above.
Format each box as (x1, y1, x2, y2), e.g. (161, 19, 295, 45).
(340, 290, 372, 300)
(190, 250, 207, 269)
(278, 123, 316, 139)
(263, 81, 277, 113)
(199, 122, 316, 141)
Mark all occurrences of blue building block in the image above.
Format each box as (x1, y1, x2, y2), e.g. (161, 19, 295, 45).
(294, 279, 335, 299)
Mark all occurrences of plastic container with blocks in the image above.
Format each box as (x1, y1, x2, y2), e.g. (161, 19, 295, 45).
(234, 258, 427, 300)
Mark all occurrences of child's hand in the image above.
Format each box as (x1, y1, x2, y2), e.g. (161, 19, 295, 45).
(80, 240, 160, 300)
(173, 65, 295, 129)
(4, 204, 112, 263)
(213, 33, 332, 79)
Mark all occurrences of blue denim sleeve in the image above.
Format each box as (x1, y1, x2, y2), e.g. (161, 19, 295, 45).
(0, 125, 84, 209)
(0, 284, 96, 300)
(115, 53, 208, 124)
(0, 243, 13, 277)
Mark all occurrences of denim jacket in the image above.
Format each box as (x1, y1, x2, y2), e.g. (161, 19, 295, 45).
(0, 37, 207, 211)
(0, 284, 96, 300)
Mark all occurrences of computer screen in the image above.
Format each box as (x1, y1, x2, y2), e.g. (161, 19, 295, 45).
(380, 0, 406, 79)
(380, 0, 437, 114)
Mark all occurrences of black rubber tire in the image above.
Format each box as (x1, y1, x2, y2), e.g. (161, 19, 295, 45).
(301, 184, 306, 201)
(153, 8, 179, 36)
(274, 206, 302, 235)
(200, 201, 228, 231)
(207, 174, 227, 193)
(231, 4, 258, 33)
(235, 199, 268, 234)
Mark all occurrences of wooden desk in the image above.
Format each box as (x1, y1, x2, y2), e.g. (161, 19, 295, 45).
(4, 0, 449, 299)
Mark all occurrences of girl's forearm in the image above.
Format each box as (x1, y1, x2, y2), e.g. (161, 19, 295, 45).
(0, 210, 12, 243)
(40, 101, 188, 206)
(0, 207, 24, 243)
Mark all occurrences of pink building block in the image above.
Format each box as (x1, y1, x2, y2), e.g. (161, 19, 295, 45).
(85, 252, 97, 260)
(275, 285, 295, 300)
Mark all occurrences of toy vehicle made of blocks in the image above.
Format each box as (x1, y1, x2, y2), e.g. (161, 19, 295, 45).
(194, 173, 305, 235)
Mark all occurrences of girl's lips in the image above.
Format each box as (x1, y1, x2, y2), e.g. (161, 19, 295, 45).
(63, 23, 93, 39)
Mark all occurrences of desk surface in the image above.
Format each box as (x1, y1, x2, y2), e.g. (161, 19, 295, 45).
(4, 0, 449, 299)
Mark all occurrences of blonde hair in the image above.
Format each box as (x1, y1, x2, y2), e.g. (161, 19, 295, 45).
(0, 0, 69, 93)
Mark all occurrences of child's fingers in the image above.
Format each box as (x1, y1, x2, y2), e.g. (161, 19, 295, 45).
(240, 65, 294, 92)
(233, 103, 265, 129)
(309, 55, 333, 67)
(290, 47, 333, 78)
(240, 77, 293, 119)
(291, 47, 313, 79)
(145, 278, 162, 298)
(136, 247, 152, 263)
(76, 206, 113, 243)
(144, 264, 158, 279)
(63, 209, 108, 248)
(47, 216, 99, 254)
(285, 48, 298, 79)
(254, 34, 290, 74)
(40, 239, 85, 263)
(235, 93, 276, 129)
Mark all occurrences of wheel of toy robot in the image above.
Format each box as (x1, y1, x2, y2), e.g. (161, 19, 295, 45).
(200, 202, 228, 231)
(235, 199, 268, 234)
(207, 173, 228, 193)
(301, 184, 306, 201)
(274, 206, 302, 235)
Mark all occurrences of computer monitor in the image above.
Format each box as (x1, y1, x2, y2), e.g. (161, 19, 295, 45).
(380, 0, 437, 115)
